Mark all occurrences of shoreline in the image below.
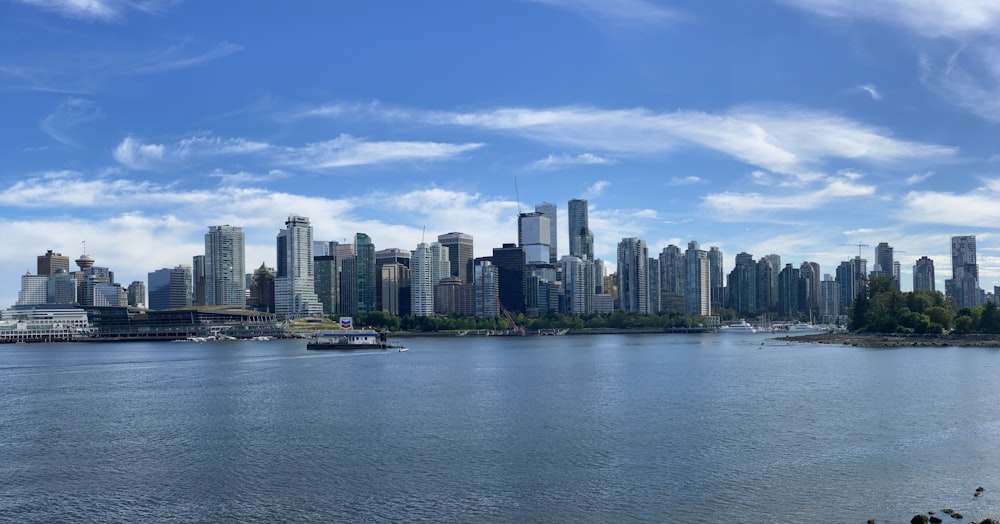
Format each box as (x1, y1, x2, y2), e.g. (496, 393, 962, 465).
(777, 332, 1000, 348)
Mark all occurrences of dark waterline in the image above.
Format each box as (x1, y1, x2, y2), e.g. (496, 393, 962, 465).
(3, 334, 1000, 523)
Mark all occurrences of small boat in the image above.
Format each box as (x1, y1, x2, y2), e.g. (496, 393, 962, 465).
(306, 329, 404, 351)
(397, 347, 409, 352)
(719, 320, 756, 334)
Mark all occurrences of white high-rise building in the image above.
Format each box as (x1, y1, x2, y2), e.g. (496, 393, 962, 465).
(429, 242, 450, 284)
(684, 241, 710, 316)
(17, 274, 49, 306)
(410, 242, 435, 316)
(518, 212, 551, 265)
(275, 215, 323, 317)
(535, 202, 558, 264)
(205, 225, 246, 307)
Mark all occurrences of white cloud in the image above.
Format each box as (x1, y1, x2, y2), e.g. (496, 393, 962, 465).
(584, 180, 611, 198)
(668, 176, 702, 186)
(131, 41, 244, 74)
(783, 0, 1000, 38)
(112, 133, 481, 171)
(920, 46, 1000, 123)
(527, 0, 683, 25)
(702, 176, 877, 219)
(528, 153, 615, 170)
(39, 97, 104, 146)
(899, 180, 1000, 226)
(18, 0, 179, 21)
(857, 83, 882, 100)
(906, 171, 934, 185)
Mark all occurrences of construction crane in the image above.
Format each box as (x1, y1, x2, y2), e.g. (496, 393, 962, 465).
(838, 243, 869, 257)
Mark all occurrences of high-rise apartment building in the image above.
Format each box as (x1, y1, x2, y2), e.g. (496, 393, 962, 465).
(708, 246, 724, 313)
(473, 260, 499, 317)
(354, 233, 376, 315)
(874, 242, 899, 290)
(617, 238, 649, 314)
(248, 263, 275, 313)
(799, 261, 821, 316)
(204, 225, 246, 307)
(535, 202, 558, 264)
(437, 232, 473, 283)
(913, 256, 935, 292)
(192, 255, 206, 306)
(777, 263, 800, 319)
(127, 281, 146, 308)
(37, 250, 70, 276)
(410, 243, 435, 316)
(659, 245, 685, 313)
(314, 255, 339, 315)
(275, 215, 323, 317)
(684, 241, 709, 316)
(728, 252, 757, 317)
(819, 274, 840, 324)
(567, 199, 594, 261)
(949, 235, 980, 309)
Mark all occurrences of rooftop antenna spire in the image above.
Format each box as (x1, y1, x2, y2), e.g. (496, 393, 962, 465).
(421, 225, 426, 244)
(514, 176, 522, 215)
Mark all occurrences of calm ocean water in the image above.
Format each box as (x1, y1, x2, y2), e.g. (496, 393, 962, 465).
(3, 333, 1000, 523)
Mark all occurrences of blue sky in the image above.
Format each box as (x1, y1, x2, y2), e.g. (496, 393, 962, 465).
(1, 0, 998, 307)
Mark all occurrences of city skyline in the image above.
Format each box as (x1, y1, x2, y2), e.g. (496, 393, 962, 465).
(1, 1, 998, 308)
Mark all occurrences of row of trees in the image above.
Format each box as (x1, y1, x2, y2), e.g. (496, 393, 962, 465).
(849, 275, 1000, 334)
(350, 309, 704, 333)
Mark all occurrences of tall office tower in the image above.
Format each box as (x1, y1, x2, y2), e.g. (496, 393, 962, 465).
(473, 260, 499, 317)
(127, 281, 145, 308)
(819, 274, 840, 324)
(835, 261, 855, 315)
(617, 238, 649, 314)
(204, 225, 246, 307)
(248, 263, 276, 313)
(37, 250, 70, 276)
(647, 257, 661, 313)
(777, 263, 800, 319)
(437, 232, 474, 283)
(17, 273, 48, 305)
(338, 257, 358, 315)
(192, 255, 206, 306)
(353, 233, 376, 315)
(329, 242, 355, 260)
(560, 255, 589, 314)
(275, 215, 323, 318)
(949, 235, 980, 309)
(659, 245, 685, 313)
(147, 266, 192, 310)
(728, 252, 757, 317)
(594, 259, 606, 294)
(761, 254, 781, 309)
(47, 270, 77, 304)
(913, 256, 935, 292)
(410, 243, 435, 316)
(874, 242, 898, 290)
(314, 255, 339, 315)
(708, 246, 724, 314)
(535, 202, 558, 264)
(429, 242, 451, 284)
(684, 241, 709, 316)
(799, 261, 821, 316)
(493, 243, 526, 313)
(313, 241, 329, 257)
(375, 248, 411, 313)
(567, 199, 594, 261)
(519, 212, 551, 265)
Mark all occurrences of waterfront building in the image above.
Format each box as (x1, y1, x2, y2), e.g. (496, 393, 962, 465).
(560, 255, 589, 315)
(147, 266, 192, 310)
(913, 256, 935, 292)
(275, 215, 323, 317)
(339, 256, 359, 316)
(535, 202, 558, 264)
(248, 263, 275, 313)
(949, 235, 980, 309)
(205, 225, 246, 307)
(777, 263, 800, 319)
(127, 281, 145, 308)
(355, 233, 377, 315)
(708, 247, 724, 314)
(438, 232, 474, 283)
(472, 260, 499, 317)
(618, 238, 650, 314)
(568, 199, 594, 261)
(0, 305, 89, 342)
(728, 252, 757, 317)
(659, 245, 685, 313)
(37, 250, 70, 276)
(17, 274, 48, 306)
(493, 243, 526, 313)
(410, 243, 435, 317)
(684, 241, 710, 317)
(314, 255, 339, 315)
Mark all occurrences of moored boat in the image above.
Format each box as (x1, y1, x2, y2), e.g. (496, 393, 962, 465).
(306, 329, 403, 350)
(719, 320, 756, 334)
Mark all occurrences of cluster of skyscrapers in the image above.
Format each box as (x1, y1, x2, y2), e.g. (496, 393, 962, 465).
(12, 201, 994, 323)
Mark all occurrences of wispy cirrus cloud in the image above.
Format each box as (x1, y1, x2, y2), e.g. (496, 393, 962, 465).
(856, 83, 882, 100)
(17, 0, 180, 22)
(131, 40, 244, 74)
(528, 152, 615, 170)
(584, 180, 611, 198)
(919, 46, 1000, 123)
(527, 0, 683, 25)
(906, 171, 934, 185)
(702, 174, 877, 220)
(39, 97, 104, 146)
(781, 0, 1000, 38)
(112, 133, 483, 172)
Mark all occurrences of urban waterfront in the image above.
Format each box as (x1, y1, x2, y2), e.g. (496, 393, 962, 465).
(3, 334, 1000, 523)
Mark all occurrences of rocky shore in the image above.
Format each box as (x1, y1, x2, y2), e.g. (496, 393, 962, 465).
(777, 332, 1000, 348)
